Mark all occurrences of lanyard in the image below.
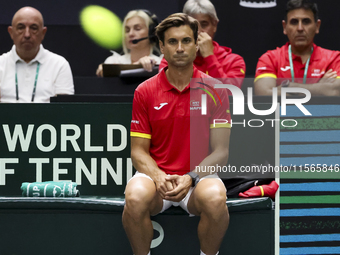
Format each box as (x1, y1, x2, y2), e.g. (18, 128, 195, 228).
(15, 62, 40, 102)
(288, 44, 313, 84)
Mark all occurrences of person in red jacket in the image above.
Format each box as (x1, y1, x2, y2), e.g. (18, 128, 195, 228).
(158, 0, 246, 88)
(254, 0, 340, 96)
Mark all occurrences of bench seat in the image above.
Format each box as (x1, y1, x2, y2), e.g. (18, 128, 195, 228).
(0, 196, 274, 254)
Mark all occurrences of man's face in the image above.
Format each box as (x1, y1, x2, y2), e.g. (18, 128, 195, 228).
(160, 25, 198, 68)
(125, 16, 149, 50)
(283, 8, 320, 50)
(190, 13, 217, 39)
(8, 8, 46, 55)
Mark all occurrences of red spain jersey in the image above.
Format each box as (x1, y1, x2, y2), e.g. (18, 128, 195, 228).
(255, 43, 340, 85)
(131, 66, 231, 175)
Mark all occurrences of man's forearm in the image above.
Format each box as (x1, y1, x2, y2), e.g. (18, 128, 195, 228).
(131, 150, 165, 181)
(289, 81, 340, 96)
(194, 148, 229, 179)
(254, 78, 280, 96)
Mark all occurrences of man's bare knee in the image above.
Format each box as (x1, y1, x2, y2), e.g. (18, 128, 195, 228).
(124, 177, 161, 219)
(195, 181, 227, 217)
(126, 184, 154, 208)
(203, 189, 226, 210)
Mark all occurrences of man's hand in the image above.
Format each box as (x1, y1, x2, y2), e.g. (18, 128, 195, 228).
(164, 174, 192, 202)
(133, 56, 156, 72)
(319, 69, 338, 83)
(197, 32, 214, 58)
(96, 64, 103, 77)
(153, 173, 176, 199)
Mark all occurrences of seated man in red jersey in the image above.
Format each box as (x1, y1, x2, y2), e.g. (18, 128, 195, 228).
(254, 0, 340, 96)
(123, 13, 231, 255)
(158, 0, 246, 89)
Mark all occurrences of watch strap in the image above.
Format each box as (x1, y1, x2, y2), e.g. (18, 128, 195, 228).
(187, 172, 200, 187)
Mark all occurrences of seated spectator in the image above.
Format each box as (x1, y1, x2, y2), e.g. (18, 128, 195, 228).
(0, 6, 74, 103)
(158, 0, 246, 88)
(254, 0, 340, 96)
(96, 10, 163, 77)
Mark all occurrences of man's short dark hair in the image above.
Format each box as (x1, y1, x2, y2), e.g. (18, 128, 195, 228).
(155, 13, 199, 44)
(285, 0, 319, 22)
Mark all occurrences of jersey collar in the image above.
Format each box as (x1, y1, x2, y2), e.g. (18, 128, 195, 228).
(286, 42, 320, 62)
(160, 66, 199, 92)
(12, 44, 46, 64)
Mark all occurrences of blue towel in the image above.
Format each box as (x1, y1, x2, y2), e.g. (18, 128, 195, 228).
(21, 181, 79, 197)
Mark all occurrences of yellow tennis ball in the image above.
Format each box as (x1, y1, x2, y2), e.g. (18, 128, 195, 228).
(80, 5, 123, 50)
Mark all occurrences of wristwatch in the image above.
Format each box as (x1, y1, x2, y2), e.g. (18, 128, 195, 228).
(186, 172, 200, 187)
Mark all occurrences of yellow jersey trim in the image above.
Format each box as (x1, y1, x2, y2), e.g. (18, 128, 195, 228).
(254, 73, 277, 83)
(260, 186, 264, 196)
(210, 123, 231, 129)
(130, 132, 151, 139)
